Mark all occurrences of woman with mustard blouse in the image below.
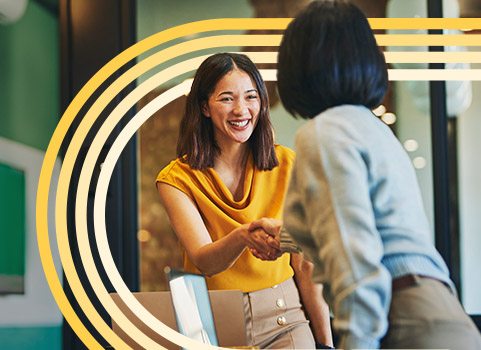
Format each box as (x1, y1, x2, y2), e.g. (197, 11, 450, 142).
(156, 53, 332, 349)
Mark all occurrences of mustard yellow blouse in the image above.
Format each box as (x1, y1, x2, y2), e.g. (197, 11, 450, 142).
(156, 144, 295, 292)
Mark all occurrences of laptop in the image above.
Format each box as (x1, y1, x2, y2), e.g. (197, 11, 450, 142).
(110, 269, 247, 349)
(165, 267, 218, 347)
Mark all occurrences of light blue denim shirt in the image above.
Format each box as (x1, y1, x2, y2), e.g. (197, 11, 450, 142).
(283, 105, 453, 349)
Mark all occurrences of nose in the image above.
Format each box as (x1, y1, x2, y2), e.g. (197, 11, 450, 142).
(233, 99, 248, 115)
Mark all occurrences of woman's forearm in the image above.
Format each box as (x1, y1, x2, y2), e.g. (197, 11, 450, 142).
(291, 254, 333, 347)
(158, 183, 280, 277)
(190, 224, 280, 276)
(190, 227, 248, 276)
(300, 282, 333, 346)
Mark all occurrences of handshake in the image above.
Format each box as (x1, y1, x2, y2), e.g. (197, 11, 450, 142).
(246, 218, 303, 261)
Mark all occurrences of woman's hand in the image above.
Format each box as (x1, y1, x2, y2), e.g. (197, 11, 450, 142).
(247, 218, 283, 261)
(159, 183, 255, 276)
(158, 183, 284, 275)
(234, 224, 280, 261)
(249, 218, 282, 241)
(247, 229, 282, 261)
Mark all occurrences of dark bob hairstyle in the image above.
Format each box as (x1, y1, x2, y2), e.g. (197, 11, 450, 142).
(177, 52, 279, 170)
(277, 0, 388, 119)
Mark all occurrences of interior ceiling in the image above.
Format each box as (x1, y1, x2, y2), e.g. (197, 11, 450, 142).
(30, 0, 481, 19)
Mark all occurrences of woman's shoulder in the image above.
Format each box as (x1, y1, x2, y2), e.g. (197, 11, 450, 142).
(296, 105, 373, 144)
(156, 156, 194, 183)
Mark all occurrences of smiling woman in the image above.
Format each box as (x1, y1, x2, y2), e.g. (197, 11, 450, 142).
(154, 53, 332, 349)
(176, 53, 277, 171)
(157, 52, 285, 277)
(202, 69, 260, 146)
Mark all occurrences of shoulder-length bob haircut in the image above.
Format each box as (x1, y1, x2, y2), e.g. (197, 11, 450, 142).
(277, 0, 388, 119)
(177, 52, 278, 170)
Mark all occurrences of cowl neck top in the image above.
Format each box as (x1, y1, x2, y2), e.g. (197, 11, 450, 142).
(156, 144, 295, 292)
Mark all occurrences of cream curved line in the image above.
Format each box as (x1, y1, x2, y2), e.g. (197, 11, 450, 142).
(388, 69, 481, 80)
(384, 52, 481, 63)
(376, 34, 481, 46)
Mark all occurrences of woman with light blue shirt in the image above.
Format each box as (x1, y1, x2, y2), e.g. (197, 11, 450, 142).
(273, 0, 481, 349)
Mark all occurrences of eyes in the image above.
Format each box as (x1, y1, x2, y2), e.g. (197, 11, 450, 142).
(218, 94, 259, 102)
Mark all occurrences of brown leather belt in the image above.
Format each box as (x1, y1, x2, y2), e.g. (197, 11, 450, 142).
(392, 274, 441, 290)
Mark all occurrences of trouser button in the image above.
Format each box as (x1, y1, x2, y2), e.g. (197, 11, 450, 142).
(276, 298, 285, 308)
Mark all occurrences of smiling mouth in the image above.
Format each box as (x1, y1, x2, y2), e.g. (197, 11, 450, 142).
(228, 120, 249, 127)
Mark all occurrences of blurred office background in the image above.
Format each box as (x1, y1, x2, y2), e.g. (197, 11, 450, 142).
(1, 0, 480, 349)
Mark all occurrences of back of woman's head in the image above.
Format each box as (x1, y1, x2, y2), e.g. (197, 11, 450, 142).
(277, 0, 388, 119)
(177, 52, 278, 170)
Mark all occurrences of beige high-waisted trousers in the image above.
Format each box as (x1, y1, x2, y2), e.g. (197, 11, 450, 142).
(243, 277, 316, 349)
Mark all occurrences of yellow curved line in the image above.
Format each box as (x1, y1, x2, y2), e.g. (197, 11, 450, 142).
(36, 193, 102, 349)
(368, 17, 481, 29)
(36, 19, 291, 350)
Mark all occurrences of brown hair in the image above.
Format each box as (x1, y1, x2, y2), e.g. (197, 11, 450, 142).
(177, 53, 278, 170)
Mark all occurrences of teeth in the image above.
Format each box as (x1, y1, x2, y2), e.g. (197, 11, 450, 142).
(229, 120, 249, 127)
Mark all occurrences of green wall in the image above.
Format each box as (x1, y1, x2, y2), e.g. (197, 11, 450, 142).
(0, 327, 62, 349)
(0, 163, 25, 277)
(0, 162, 25, 294)
(0, 2, 61, 350)
(0, 1, 59, 151)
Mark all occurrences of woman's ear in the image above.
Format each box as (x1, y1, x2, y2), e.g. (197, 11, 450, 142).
(201, 101, 211, 117)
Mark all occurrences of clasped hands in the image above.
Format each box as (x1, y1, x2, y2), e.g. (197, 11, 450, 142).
(246, 218, 284, 261)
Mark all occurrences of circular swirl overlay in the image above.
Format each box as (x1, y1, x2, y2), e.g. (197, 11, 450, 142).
(36, 18, 480, 350)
